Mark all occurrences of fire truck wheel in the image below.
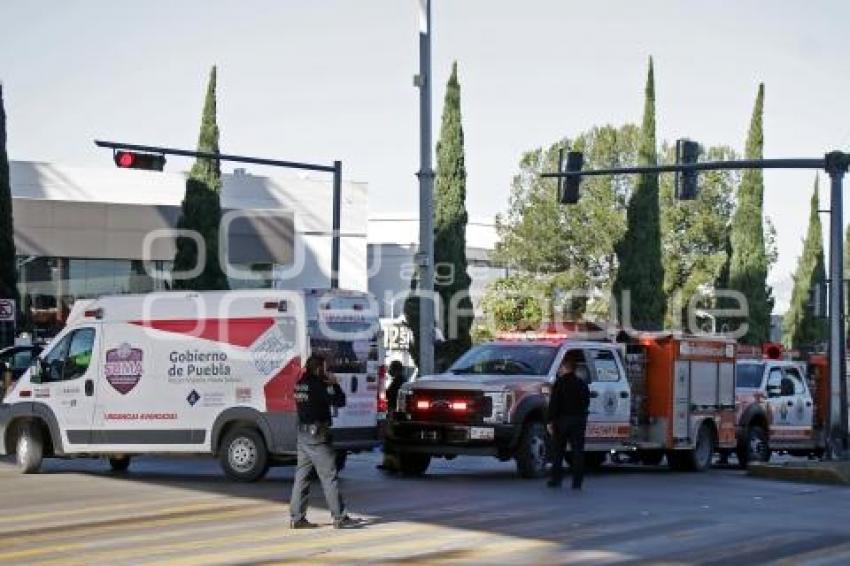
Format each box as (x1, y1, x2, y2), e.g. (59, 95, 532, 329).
(689, 424, 716, 472)
(737, 425, 770, 467)
(108, 455, 132, 472)
(15, 423, 44, 474)
(219, 426, 270, 482)
(398, 452, 431, 476)
(516, 422, 548, 479)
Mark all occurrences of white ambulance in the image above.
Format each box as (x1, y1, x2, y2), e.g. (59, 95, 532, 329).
(0, 289, 383, 481)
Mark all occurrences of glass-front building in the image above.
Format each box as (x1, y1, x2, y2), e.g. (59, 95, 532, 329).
(9, 160, 370, 342)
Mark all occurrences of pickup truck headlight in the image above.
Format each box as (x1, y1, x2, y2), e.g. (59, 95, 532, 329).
(483, 391, 513, 423)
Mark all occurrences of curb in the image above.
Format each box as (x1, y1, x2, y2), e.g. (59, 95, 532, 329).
(747, 462, 850, 486)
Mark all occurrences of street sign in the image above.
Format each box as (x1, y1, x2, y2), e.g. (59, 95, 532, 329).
(0, 299, 14, 322)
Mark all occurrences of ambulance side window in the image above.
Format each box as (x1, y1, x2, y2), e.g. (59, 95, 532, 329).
(783, 367, 806, 395)
(64, 328, 95, 381)
(766, 367, 784, 397)
(42, 334, 72, 383)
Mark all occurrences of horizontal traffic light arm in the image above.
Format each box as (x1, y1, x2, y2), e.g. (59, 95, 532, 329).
(95, 140, 337, 173)
(542, 156, 832, 178)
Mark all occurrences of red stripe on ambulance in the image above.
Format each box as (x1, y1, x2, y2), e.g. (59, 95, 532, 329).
(129, 318, 275, 348)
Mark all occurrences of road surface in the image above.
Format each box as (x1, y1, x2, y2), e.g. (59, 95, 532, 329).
(1, 452, 850, 564)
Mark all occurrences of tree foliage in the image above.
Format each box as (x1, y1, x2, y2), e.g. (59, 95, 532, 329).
(173, 66, 230, 291)
(405, 62, 474, 370)
(727, 83, 773, 344)
(0, 84, 18, 346)
(613, 58, 666, 330)
(484, 124, 640, 329)
(661, 144, 737, 327)
(782, 177, 826, 350)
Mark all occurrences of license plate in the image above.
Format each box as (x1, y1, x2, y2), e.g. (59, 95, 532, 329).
(470, 427, 494, 440)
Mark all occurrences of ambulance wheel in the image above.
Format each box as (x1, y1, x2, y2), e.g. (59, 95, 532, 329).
(398, 452, 431, 476)
(737, 425, 770, 468)
(16, 423, 44, 474)
(108, 456, 131, 473)
(220, 427, 269, 482)
(516, 421, 548, 478)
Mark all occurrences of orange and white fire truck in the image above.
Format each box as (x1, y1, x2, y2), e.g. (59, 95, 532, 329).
(386, 329, 738, 477)
(733, 345, 828, 466)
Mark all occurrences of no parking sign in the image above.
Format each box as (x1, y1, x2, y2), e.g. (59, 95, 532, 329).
(0, 299, 15, 322)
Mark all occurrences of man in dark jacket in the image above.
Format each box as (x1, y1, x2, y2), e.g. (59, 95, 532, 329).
(290, 354, 360, 529)
(547, 350, 591, 490)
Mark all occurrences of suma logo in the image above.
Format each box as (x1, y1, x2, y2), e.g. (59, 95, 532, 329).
(105, 343, 143, 395)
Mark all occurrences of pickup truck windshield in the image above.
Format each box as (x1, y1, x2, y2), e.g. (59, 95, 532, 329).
(449, 344, 558, 376)
(736, 363, 764, 388)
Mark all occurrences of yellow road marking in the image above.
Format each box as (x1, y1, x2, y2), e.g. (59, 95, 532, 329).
(96, 521, 452, 566)
(0, 504, 282, 561)
(0, 495, 224, 527)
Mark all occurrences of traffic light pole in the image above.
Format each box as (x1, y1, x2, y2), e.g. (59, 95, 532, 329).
(414, 0, 435, 377)
(545, 150, 850, 458)
(95, 139, 344, 289)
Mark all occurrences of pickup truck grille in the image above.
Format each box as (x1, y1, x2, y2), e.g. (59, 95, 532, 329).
(408, 390, 492, 424)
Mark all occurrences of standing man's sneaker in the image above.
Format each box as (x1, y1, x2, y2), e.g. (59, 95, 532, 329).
(333, 515, 363, 529)
(289, 518, 318, 529)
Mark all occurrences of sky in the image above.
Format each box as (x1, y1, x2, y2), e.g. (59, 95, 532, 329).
(2, 0, 850, 312)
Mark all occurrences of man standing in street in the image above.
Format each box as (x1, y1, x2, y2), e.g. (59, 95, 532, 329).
(289, 354, 361, 529)
(547, 350, 591, 490)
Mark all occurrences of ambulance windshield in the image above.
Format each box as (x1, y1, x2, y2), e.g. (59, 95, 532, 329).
(308, 320, 379, 374)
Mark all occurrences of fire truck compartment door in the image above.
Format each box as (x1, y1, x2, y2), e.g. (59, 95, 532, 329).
(673, 361, 690, 440)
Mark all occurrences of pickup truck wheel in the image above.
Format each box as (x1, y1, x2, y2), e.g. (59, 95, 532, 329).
(515, 422, 548, 479)
(335, 450, 348, 471)
(398, 452, 430, 476)
(737, 425, 769, 468)
(219, 427, 269, 482)
(638, 450, 664, 466)
(16, 423, 44, 474)
(108, 456, 132, 473)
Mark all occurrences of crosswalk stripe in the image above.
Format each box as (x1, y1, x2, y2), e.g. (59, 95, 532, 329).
(46, 521, 448, 566)
(0, 505, 282, 561)
(0, 495, 224, 527)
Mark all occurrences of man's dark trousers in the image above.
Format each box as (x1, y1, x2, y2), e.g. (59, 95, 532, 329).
(290, 428, 345, 522)
(550, 415, 587, 489)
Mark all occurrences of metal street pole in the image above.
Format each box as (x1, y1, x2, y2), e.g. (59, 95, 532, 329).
(94, 140, 343, 289)
(826, 152, 849, 457)
(416, 0, 435, 376)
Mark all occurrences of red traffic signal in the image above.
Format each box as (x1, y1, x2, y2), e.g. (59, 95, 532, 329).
(113, 151, 166, 171)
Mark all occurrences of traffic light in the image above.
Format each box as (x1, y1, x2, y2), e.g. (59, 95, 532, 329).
(675, 139, 700, 200)
(558, 149, 584, 204)
(113, 150, 166, 171)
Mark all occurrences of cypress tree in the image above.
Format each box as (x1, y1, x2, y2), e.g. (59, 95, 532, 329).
(0, 84, 18, 347)
(782, 177, 826, 350)
(728, 84, 772, 344)
(405, 62, 474, 370)
(173, 66, 230, 291)
(613, 57, 665, 330)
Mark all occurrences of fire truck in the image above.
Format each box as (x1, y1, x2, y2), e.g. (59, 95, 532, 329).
(733, 344, 828, 466)
(385, 330, 738, 477)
